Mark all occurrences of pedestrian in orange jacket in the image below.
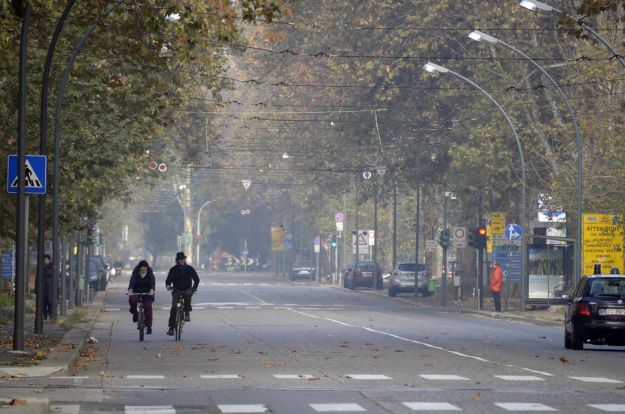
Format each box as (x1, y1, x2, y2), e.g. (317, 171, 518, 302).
(490, 262, 503, 312)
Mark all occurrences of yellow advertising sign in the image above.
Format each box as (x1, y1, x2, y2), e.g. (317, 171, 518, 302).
(582, 213, 624, 275)
(490, 213, 506, 235)
(271, 226, 285, 252)
(486, 225, 493, 253)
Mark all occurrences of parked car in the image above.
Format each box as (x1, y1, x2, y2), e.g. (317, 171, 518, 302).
(289, 260, 316, 281)
(563, 274, 625, 350)
(344, 261, 383, 290)
(388, 262, 430, 297)
(73, 255, 108, 291)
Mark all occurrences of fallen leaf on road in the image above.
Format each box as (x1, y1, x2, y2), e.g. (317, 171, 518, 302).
(307, 377, 320, 381)
(470, 393, 481, 401)
(173, 345, 183, 353)
(10, 399, 28, 406)
(156, 353, 162, 358)
(559, 356, 569, 364)
(104, 390, 120, 398)
(261, 361, 273, 368)
(231, 349, 241, 354)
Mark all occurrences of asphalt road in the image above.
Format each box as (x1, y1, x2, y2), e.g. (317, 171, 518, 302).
(6, 271, 625, 413)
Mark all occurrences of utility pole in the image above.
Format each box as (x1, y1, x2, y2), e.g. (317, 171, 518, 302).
(442, 193, 448, 307)
(392, 178, 397, 270)
(478, 192, 484, 310)
(414, 186, 420, 298)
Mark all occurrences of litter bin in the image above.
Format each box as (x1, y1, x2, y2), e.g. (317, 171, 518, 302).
(428, 278, 437, 293)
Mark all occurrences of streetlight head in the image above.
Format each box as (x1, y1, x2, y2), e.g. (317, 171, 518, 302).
(423, 62, 449, 73)
(519, 0, 553, 12)
(468, 30, 498, 44)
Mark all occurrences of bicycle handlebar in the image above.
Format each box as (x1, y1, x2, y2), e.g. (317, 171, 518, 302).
(127, 292, 155, 296)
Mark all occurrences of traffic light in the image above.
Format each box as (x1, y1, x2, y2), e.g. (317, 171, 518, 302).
(330, 235, 337, 248)
(438, 228, 451, 248)
(468, 226, 487, 249)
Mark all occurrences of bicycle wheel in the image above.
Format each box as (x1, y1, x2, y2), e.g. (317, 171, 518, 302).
(175, 307, 182, 341)
(138, 304, 145, 342)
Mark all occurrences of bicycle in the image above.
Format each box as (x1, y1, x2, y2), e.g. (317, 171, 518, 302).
(169, 288, 186, 341)
(128, 293, 153, 342)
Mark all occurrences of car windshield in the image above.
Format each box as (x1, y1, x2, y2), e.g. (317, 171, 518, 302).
(585, 278, 625, 298)
(357, 263, 375, 271)
(295, 262, 312, 267)
(398, 263, 425, 272)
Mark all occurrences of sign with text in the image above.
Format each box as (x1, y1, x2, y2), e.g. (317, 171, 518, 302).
(582, 213, 624, 275)
(490, 213, 506, 235)
(271, 226, 285, 251)
(453, 227, 467, 248)
(492, 244, 522, 284)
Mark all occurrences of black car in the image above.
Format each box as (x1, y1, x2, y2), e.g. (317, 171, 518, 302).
(344, 261, 383, 290)
(563, 274, 625, 350)
(289, 260, 316, 281)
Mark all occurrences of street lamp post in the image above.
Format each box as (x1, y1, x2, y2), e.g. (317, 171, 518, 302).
(423, 62, 528, 310)
(196, 200, 212, 270)
(519, 0, 625, 70)
(468, 30, 583, 287)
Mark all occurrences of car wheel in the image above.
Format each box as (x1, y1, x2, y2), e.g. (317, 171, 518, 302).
(564, 330, 572, 349)
(571, 324, 584, 350)
(389, 285, 397, 297)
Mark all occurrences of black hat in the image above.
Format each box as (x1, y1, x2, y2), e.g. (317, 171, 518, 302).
(138, 260, 149, 268)
(175, 252, 187, 261)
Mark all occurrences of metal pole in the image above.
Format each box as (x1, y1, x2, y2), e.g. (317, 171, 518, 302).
(13, 3, 32, 352)
(442, 194, 448, 307)
(36, 0, 77, 332)
(414, 186, 420, 297)
(355, 181, 359, 267)
(373, 188, 378, 264)
(495, 39, 581, 294)
(196, 200, 211, 269)
(478, 193, 484, 310)
(438, 67, 527, 310)
(392, 178, 397, 270)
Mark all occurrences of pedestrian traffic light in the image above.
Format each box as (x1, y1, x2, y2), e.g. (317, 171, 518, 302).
(468, 226, 487, 249)
(438, 228, 451, 248)
(330, 235, 337, 248)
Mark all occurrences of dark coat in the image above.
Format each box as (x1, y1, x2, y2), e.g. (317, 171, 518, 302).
(165, 264, 200, 291)
(43, 263, 54, 303)
(128, 267, 156, 293)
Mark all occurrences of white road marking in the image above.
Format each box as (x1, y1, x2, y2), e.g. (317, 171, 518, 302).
(284, 303, 299, 306)
(273, 374, 316, 379)
(310, 403, 367, 412)
(217, 307, 234, 309)
(104, 308, 121, 312)
(51, 376, 89, 380)
(218, 404, 268, 413)
(570, 376, 623, 384)
(346, 374, 392, 380)
(195, 302, 250, 307)
(289, 308, 554, 376)
(235, 289, 270, 305)
(494, 375, 545, 381)
(201, 374, 242, 379)
(50, 405, 80, 414)
(495, 403, 557, 411)
(125, 406, 175, 414)
(245, 307, 262, 309)
(125, 375, 165, 379)
(420, 375, 469, 381)
(588, 404, 625, 412)
(273, 307, 291, 310)
(505, 364, 554, 377)
(403, 402, 462, 411)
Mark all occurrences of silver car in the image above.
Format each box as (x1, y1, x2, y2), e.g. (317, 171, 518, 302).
(388, 262, 430, 297)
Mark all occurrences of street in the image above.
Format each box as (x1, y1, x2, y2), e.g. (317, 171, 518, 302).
(2, 271, 624, 413)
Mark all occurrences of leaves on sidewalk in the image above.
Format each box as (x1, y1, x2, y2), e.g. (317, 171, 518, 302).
(9, 398, 27, 406)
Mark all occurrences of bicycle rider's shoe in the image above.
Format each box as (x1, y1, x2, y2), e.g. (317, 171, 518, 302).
(132, 313, 138, 323)
(184, 312, 191, 322)
(167, 328, 174, 336)
(146, 327, 152, 335)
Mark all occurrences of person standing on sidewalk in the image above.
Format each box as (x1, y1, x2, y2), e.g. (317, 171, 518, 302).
(166, 252, 200, 336)
(128, 260, 156, 334)
(42, 254, 54, 319)
(490, 261, 503, 312)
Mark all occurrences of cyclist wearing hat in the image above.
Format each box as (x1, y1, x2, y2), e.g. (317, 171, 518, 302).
(166, 252, 200, 336)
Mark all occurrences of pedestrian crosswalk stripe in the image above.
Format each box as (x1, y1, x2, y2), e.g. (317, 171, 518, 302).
(494, 375, 544, 381)
(201, 374, 242, 379)
(569, 376, 623, 383)
(310, 403, 367, 412)
(125, 375, 165, 379)
(125, 406, 175, 414)
(273, 374, 316, 379)
(494, 403, 557, 411)
(420, 375, 469, 381)
(403, 402, 462, 411)
(588, 404, 625, 412)
(218, 404, 268, 413)
(50, 405, 80, 414)
(346, 374, 392, 380)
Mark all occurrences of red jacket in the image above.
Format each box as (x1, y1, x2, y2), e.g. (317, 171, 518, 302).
(490, 265, 503, 293)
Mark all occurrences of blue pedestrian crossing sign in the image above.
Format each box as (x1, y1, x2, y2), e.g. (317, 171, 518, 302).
(505, 223, 522, 241)
(6, 155, 47, 195)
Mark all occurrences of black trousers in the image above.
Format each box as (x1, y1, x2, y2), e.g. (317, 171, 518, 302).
(492, 291, 502, 312)
(168, 288, 193, 328)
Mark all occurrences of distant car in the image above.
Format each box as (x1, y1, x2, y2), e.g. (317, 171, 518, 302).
(73, 255, 108, 291)
(563, 274, 625, 350)
(388, 262, 430, 297)
(344, 261, 383, 290)
(289, 261, 316, 281)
